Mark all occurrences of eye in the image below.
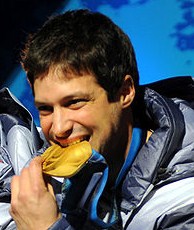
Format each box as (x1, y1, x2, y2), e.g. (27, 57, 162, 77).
(37, 105, 53, 115)
(66, 98, 88, 109)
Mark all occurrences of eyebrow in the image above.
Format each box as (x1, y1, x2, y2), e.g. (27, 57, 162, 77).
(34, 92, 91, 106)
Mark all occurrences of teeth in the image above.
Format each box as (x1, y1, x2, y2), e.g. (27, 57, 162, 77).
(65, 137, 87, 147)
(68, 139, 82, 146)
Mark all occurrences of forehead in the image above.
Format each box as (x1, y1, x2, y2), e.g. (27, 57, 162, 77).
(34, 65, 98, 86)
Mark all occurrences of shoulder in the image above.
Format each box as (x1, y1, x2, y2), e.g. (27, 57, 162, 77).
(156, 202, 194, 229)
(125, 177, 194, 229)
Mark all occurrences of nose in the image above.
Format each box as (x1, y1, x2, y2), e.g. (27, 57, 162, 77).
(51, 107, 73, 140)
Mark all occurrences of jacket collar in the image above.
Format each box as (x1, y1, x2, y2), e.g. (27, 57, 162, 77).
(120, 87, 185, 211)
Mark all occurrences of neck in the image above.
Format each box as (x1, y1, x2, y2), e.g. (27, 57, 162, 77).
(105, 110, 134, 188)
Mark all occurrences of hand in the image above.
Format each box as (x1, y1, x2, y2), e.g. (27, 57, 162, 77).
(10, 156, 61, 230)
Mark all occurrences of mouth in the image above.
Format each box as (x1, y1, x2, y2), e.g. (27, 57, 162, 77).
(58, 135, 90, 148)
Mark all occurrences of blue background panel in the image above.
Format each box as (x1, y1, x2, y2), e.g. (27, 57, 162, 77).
(4, 0, 194, 125)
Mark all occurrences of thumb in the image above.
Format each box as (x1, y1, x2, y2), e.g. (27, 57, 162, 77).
(32, 157, 56, 198)
(43, 174, 56, 198)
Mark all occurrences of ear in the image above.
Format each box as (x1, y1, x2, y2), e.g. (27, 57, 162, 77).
(119, 75, 135, 108)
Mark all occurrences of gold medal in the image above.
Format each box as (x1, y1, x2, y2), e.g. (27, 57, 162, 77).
(41, 141, 92, 177)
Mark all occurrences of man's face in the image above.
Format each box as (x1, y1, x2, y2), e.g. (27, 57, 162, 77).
(34, 67, 130, 158)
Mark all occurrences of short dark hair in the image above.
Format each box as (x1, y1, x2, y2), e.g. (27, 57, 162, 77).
(21, 9, 139, 100)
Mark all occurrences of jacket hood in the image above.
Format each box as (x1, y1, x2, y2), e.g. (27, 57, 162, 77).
(121, 85, 194, 211)
(0, 87, 42, 149)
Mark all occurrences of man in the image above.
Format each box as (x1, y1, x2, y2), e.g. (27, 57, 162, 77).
(7, 9, 194, 229)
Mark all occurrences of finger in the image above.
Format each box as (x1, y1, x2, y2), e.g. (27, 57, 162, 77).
(10, 175, 21, 218)
(19, 167, 32, 195)
(47, 182, 56, 198)
(10, 175, 20, 204)
(28, 156, 48, 192)
(43, 174, 56, 199)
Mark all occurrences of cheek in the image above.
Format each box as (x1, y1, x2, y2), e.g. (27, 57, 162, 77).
(75, 109, 98, 126)
(78, 108, 112, 138)
(40, 117, 51, 139)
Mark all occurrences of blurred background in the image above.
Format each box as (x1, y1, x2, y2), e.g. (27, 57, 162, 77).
(1, 0, 194, 125)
